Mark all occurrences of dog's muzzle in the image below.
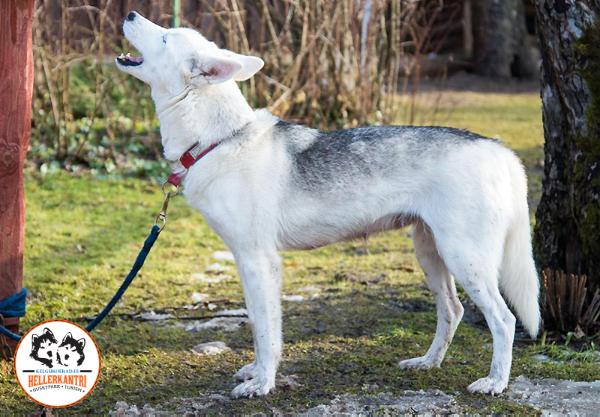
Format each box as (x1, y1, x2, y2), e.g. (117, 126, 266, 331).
(117, 53, 144, 66)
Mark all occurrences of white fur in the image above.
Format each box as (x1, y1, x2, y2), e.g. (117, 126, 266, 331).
(117, 12, 541, 398)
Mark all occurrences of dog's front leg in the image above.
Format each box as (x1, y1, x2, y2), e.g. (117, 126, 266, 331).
(231, 249, 282, 398)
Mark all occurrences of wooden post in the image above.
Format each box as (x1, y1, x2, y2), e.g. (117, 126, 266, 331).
(0, 0, 35, 356)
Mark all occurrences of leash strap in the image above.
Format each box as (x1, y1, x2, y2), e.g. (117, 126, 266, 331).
(0, 183, 177, 342)
(0, 288, 27, 318)
(0, 318, 22, 342)
(0, 289, 28, 342)
(85, 225, 161, 332)
(0, 226, 161, 342)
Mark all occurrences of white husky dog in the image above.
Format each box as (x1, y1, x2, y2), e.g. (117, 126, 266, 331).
(116, 11, 541, 398)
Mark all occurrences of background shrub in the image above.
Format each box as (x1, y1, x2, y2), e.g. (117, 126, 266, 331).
(31, 0, 451, 176)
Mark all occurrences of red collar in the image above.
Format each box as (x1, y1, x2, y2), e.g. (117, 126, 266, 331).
(167, 141, 221, 187)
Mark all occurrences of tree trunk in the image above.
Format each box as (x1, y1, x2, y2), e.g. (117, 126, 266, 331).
(0, 0, 35, 356)
(472, 0, 537, 78)
(534, 0, 600, 291)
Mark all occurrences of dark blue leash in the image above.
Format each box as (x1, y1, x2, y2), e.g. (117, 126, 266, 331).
(85, 225, 161, 332)
(0, 182, 177, 344)
(0, 288, 27, 319)
(0, 225, 161, 342)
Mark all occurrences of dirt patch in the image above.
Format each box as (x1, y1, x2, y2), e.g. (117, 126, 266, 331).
(301, 390, 462, 416)
(508, 375, 600, 416)
(110, 393, 231, 416)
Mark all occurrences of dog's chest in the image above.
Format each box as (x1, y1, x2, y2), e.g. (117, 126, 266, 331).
(181, 150, 284, 248)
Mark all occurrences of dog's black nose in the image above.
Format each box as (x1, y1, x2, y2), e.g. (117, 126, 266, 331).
(126, 11, 137, 21)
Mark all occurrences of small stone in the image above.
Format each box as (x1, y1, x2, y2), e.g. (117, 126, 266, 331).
(283, 294, 305, 302)
(139, 311, 172, 321)
(212, 251, 235, 262)
(532, 354, 551, 363)
(192, 341, 231, 356)
(205, 262, 227, 274)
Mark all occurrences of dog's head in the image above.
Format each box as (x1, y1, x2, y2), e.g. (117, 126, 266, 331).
(116, 11, 263, 96)
(56, 332, 86, 367)
(30, 327, 58, 368)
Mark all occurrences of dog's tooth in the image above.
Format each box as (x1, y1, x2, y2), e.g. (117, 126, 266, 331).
(126, 53, 131, 58)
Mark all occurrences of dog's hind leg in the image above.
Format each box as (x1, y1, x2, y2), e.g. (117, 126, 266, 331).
(432, 227, 515, 395)
(231, 249, 282, 398)
(399, 221, 463, 369)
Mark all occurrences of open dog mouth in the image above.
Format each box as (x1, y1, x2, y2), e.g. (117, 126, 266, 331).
(117, 52, 144, 66)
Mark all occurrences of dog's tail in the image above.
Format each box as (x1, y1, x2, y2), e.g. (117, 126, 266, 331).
(498, 157, 541, 339)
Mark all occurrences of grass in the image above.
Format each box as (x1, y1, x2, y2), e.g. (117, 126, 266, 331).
(1, 90, 598, 414)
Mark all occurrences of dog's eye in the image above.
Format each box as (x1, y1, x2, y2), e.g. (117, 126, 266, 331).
(162, 34, 167, 44)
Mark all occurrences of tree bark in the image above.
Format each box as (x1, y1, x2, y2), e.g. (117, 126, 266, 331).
(472, 0, 537, 78)
(534, 0, 600, 291)
(0, 0, 35, 355)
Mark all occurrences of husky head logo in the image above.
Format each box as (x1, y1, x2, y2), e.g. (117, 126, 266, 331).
(30, 327, 58, 368)
(56, 332, 86, 367)
(115, 11, 263, 96)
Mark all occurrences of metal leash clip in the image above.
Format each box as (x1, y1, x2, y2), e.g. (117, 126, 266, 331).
(155, 182, 180, 230)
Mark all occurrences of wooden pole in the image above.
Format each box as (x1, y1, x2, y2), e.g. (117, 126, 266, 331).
(0, 0, 35, 356)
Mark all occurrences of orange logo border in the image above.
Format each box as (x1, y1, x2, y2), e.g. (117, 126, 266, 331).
(13, 319, 102, 409)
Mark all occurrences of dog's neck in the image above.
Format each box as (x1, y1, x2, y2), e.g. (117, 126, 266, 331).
(153, 81, 256, 161)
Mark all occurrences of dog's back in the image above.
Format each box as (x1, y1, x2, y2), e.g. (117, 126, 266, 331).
(284, 123, 498, 192)
(276, 121, 514, 250)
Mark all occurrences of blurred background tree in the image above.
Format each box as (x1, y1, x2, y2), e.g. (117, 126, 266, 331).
(472, 0, 538, 78)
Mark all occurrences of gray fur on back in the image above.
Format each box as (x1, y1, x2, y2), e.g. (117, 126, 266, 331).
(275, 120, 496, 192)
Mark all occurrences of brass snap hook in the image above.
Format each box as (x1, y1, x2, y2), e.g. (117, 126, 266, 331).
(155, 182, 180, 230)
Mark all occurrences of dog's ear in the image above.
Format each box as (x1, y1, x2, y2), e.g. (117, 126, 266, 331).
(186, 54, 242, 84)
(62, 332, 72, 343)
(223, 51, 264, 81)
(77, 338, 86, 350)
(43, 327, 53, 336)
(32, 334, 38, 344)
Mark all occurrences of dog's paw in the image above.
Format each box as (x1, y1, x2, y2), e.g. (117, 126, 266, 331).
(231, 376, 275, 398)
(398, 355, 440, 370)
(234, 363, 257, 381)
(467, 376, 508, 395)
